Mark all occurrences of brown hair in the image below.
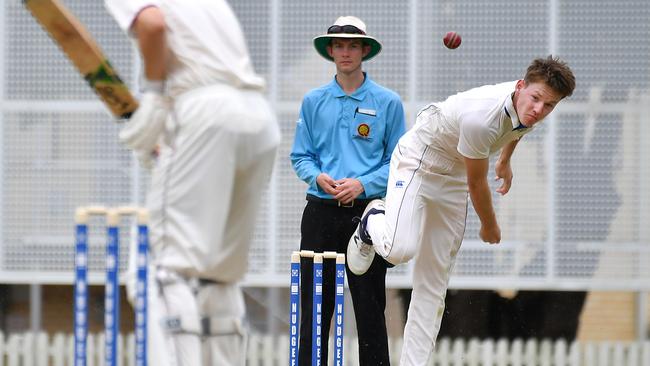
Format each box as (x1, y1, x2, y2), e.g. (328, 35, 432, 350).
(525, 55, 576, 98)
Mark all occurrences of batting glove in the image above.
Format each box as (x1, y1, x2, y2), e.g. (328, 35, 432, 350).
(119, 91, 170, 164)
(135, 148, 158, 170)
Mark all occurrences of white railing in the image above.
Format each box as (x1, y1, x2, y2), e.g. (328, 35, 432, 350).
(0, 331, 649, 366)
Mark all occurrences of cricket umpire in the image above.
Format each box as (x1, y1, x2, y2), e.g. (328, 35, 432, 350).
(290, 16, 406, 365)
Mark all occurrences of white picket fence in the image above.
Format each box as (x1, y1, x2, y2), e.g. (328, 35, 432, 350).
(1, 331, 649, 366)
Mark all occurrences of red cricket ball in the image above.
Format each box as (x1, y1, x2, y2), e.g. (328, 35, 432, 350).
(443, 31, 462, 49)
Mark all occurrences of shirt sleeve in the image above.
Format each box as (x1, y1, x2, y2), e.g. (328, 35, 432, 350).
(290, 99, 321, 189)
(457, 116, 496, 160)
(357, 96, 407, 197)
(104, 0, 161, 33)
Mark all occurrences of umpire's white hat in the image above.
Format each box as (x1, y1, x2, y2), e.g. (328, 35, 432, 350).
(313, 16, 382, 62)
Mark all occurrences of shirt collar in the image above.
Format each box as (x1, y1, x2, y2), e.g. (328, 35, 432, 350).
(328, 72, 370, 101)
(504, 92, 525, 130)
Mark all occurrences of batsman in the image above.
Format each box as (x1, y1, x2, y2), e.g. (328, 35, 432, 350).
(347, 56, 576, 365)
(105, 0, 280, 365)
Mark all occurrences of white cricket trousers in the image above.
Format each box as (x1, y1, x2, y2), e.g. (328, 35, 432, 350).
(366, 109, 468, 366)
(148, 83, 280, 282)
(127, 83, 280, 366)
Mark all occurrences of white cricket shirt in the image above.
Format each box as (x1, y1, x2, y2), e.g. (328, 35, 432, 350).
(414, 81, 535, 162)
(105, 0, 265, 97)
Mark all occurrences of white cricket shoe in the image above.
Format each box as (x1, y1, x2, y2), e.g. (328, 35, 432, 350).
(347, 199, 385, 275)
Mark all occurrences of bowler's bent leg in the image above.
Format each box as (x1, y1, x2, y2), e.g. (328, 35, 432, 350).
(366, 148, 426, 265)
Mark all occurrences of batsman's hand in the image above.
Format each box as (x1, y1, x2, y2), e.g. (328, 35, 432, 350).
(134, 147, 159, 170)
(119, 92, 170, 168)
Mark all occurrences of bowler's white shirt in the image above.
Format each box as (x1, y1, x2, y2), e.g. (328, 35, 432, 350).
(105, 0, 265, 97)
(415, 81, 535, 162)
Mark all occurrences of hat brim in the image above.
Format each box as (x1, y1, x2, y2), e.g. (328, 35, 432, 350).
(313, 34, 382, 62)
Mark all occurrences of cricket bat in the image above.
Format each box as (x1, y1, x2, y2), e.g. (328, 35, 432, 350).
(24, 0, 138, 119)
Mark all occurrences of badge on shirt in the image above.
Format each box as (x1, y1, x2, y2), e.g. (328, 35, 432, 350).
(356, 108, 376, 116)
(357, 123, 370, 137)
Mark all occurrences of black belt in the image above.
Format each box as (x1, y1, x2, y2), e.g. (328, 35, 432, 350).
(306, 194, 375, 208)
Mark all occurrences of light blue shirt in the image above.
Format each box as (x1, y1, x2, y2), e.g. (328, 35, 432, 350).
(290, 74, 406, 199)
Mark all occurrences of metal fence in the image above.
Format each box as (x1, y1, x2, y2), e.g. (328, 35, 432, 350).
(1, 0, 649, 291)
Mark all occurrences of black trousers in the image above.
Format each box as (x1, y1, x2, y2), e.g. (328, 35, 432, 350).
(298, 200, 390, 366)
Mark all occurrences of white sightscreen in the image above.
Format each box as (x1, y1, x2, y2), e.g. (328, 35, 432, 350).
(1, 0, 649, 290)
